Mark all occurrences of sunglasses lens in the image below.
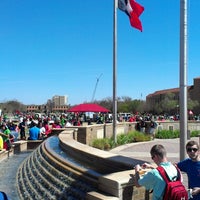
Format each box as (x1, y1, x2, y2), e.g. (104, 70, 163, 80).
(187, 148, 198, 152)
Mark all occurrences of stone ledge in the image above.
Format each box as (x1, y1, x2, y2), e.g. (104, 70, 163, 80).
(13, 140, 27, 153)
(58, 133, 144, 175)
(86, 191, 119, 200)
(13, 140, 43, 152)
(99, 170, 152, 200)
(0, 148, 13, 161)
(27, 140, 43, 150)
(0, 149, 7, 161)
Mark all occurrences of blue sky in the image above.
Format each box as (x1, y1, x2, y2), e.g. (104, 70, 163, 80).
(0, 0, 199, 106)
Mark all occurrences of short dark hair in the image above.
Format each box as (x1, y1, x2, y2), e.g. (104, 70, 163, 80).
(150, 144, 167, 159)
(186, 140, 199, 149)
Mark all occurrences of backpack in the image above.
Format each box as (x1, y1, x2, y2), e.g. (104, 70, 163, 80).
(157, 165, 188, 200)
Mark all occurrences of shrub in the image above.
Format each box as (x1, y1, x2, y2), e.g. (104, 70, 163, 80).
(190, 130, 200, 137)
(117, 134, 131, 145)
(116, 131, 151, 145)
(91, 131, 151, 150)
(92, 129, 200, 150)
(128, 131, 151, 142)
(155, 129, 200, 139)
(155, 130, 180, 139)
(92, 138, 114, 150)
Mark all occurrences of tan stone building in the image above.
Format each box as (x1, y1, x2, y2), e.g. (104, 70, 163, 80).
(51, 95, 68, 112)
(52, 95, 68, 107)
(146, 77, 200, 114)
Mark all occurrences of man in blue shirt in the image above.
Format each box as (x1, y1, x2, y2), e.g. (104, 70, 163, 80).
(28, 121, 41, 140)
(177, 140, 200, 200)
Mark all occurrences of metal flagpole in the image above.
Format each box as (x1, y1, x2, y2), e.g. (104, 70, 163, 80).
(179, 0, 188, 161)
(113, 0, 117, 143)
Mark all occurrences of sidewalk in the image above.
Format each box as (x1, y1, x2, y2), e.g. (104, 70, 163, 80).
(0, 151, 32, 200)
(110, 137, 199, 163)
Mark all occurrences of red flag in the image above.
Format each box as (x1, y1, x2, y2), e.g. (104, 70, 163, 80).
(118, 0, 144, 31)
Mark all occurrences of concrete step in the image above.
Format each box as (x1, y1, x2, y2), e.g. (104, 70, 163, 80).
(17, 138, 98, 199)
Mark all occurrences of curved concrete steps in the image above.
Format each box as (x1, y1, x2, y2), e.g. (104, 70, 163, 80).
(16, 133, 144, 200)
(16, 136, 99, 200)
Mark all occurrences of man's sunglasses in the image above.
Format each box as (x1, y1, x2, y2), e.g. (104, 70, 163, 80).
(187, 148, 198, 152)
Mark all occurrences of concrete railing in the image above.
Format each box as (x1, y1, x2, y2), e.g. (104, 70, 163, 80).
(61, 121, 200, 145)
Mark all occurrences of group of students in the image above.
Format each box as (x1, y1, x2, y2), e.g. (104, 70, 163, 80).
(134, 140, 200, 200)
(0, 118, 53, 151)
(19, 118, 52, 141)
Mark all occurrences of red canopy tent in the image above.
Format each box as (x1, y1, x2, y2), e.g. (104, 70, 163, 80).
(67, 103, 110, 113)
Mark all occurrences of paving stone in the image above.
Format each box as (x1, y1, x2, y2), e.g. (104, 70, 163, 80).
(0, 151, 32, 200)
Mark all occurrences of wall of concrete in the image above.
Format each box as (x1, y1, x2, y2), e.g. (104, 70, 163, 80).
(60, 121, 200, 145)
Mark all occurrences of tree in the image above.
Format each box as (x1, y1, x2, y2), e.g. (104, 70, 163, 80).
(97, 96, 145, 114)
(188, 97, 199, 114)
(0, 100, 26, 114)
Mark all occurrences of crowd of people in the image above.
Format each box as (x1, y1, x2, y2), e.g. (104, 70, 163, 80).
(0, 112, 164, 151)
(0, 113, 75, 151)
(0, 111, 109, 151)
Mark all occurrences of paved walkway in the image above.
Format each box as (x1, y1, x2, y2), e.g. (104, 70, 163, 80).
(110, 137, 199, 163)
(0, 151, 33, 200)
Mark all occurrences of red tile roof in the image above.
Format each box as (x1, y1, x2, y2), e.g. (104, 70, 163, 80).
(146, 86, 192, 98)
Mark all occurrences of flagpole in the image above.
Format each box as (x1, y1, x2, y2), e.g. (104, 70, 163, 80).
(113, 0, 117, 143)
(179, 0, 188, 161)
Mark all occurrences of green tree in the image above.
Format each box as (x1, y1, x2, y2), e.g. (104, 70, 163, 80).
(160, 93, 178, 113)
(188, 97, 199, 111)
(98, 96, 145, 114)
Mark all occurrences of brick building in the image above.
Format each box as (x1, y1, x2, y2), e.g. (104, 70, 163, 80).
(146, 77, 200, 114)
(26, 105, 46, 113)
